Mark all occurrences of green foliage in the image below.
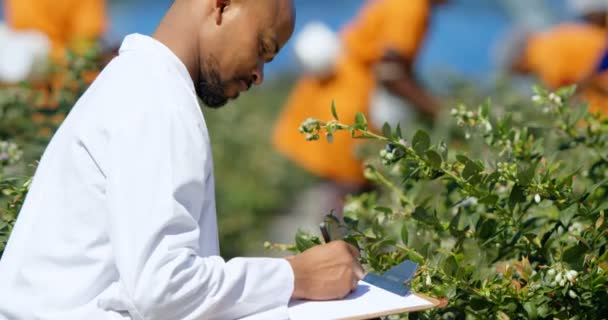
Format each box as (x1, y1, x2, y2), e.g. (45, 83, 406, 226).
(291, 85, 608, 319)
(0, 141, 29, 257)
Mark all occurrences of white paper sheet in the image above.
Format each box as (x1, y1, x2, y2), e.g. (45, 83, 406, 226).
(288, 281, 435, 320)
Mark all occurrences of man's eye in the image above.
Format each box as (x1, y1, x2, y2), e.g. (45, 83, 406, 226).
(258, 42, 274, 63)
(259, 42, 267, 56)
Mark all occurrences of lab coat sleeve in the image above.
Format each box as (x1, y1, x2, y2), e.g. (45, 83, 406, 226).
(103, 97, 294, 320)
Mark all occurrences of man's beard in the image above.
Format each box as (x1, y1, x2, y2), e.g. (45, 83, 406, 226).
(196, 69, 228, 108)
(196, 59, 228, 109)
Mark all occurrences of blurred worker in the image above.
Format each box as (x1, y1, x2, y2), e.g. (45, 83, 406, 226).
(511, 0, 608, 115)
(3, 0, 107, 60)
(273, 0, 446, 210)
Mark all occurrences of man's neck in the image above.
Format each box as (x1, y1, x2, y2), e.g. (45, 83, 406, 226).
(153, 1, 202, 84)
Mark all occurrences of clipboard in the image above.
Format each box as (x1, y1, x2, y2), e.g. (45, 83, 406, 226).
(288, 281, 438, 320)
(288, 260, 439, 320)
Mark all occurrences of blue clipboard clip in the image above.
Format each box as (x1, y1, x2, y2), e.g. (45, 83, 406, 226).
(362, 260, 419, 296)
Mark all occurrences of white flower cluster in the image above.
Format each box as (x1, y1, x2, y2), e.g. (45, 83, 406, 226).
(450, 105, 492, 138)
(545, 268, 578, 298)
(567, 222, 585, 242)
(548, 93, 563, 106)
(532, 92, 563, 113)
(343, 199, 363, 214)
(496, 162, 517, 181)
(299, 118, 321, 141)
(379, 148, 395, 162)
(0, 140, 23, 167)
(568, 222, 584, 236)
(379, 143, 405, 166)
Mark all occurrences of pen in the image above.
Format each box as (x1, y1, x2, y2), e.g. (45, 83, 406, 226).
(319, 222, 331, 243)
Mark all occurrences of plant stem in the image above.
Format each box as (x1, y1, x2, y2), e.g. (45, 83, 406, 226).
(373, 168, 413, 207)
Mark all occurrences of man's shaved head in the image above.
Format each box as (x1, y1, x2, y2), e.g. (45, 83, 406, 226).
(155, 0, 296, 107)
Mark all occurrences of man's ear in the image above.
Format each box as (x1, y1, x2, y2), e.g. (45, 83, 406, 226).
(215, 0, 231, 25)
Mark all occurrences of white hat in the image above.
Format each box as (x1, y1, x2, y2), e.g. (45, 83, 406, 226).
(568, 0, 608, 15)
(0, 23, 51, 83)
(293, 21, 342, 77)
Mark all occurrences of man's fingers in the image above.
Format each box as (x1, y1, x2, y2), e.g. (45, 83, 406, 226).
(351, 276, 359, 292)
(345, 243, 360, 259)
(353, 261, 365, 280)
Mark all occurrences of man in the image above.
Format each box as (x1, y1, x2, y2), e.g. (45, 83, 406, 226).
(512, 0, 608, 115)
(4, 0, 106, 60)
(0, 0, 363, 319)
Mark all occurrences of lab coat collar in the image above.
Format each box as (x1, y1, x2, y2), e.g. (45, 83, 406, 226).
(119, 33, 196, 93)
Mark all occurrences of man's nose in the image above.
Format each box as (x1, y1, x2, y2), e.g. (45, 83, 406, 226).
(251, 64, 265, 86)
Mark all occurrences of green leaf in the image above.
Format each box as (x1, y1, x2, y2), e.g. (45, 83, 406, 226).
(396, 123, 403, 139)
(560, 204, 578, 227)
(425, 150, 442, 169)
(578, 177, 608, 202)
(370, 238, 396, 253)
(478, 218, 498, 239)
(456, 155, 471, 165)
(443, 255, 459, 276)
(479, 195, 499, 206)
(532, 85, 545, 96)
(537, 304, 550, 318)
(407, 249, 424, 265)
(325, 213, 340, 223)
(412, 207, 431, 221)
(294, 230, 320, 253)
(485, 172, 501, 186)
(462, 160, 482, 180)
(401, 224, 409, 246)
(556, 85, 577, 99)
(326, 133, 334, 144)
(563, 242, 587, 270)
(480, 98, 491, 118)
(412, 130, 431, 155)
(354, 112, 368, 130)
(470, 296, 490, 311)
(449, 211, 462, 237)
(331, 100, 339, 120)
(509, 184, 525, 208)
(343, 216, 359, 229)
(382, 122, 392, 138)
(343, 235, 360, 250)
(374, 206, 393, 214)
(517, 163, 537, 186)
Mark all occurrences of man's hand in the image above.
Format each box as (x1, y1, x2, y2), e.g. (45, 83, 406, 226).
(285, 241, 364, 300)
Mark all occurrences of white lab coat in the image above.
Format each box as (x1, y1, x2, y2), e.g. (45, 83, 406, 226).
(0, 34, 294, 320)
